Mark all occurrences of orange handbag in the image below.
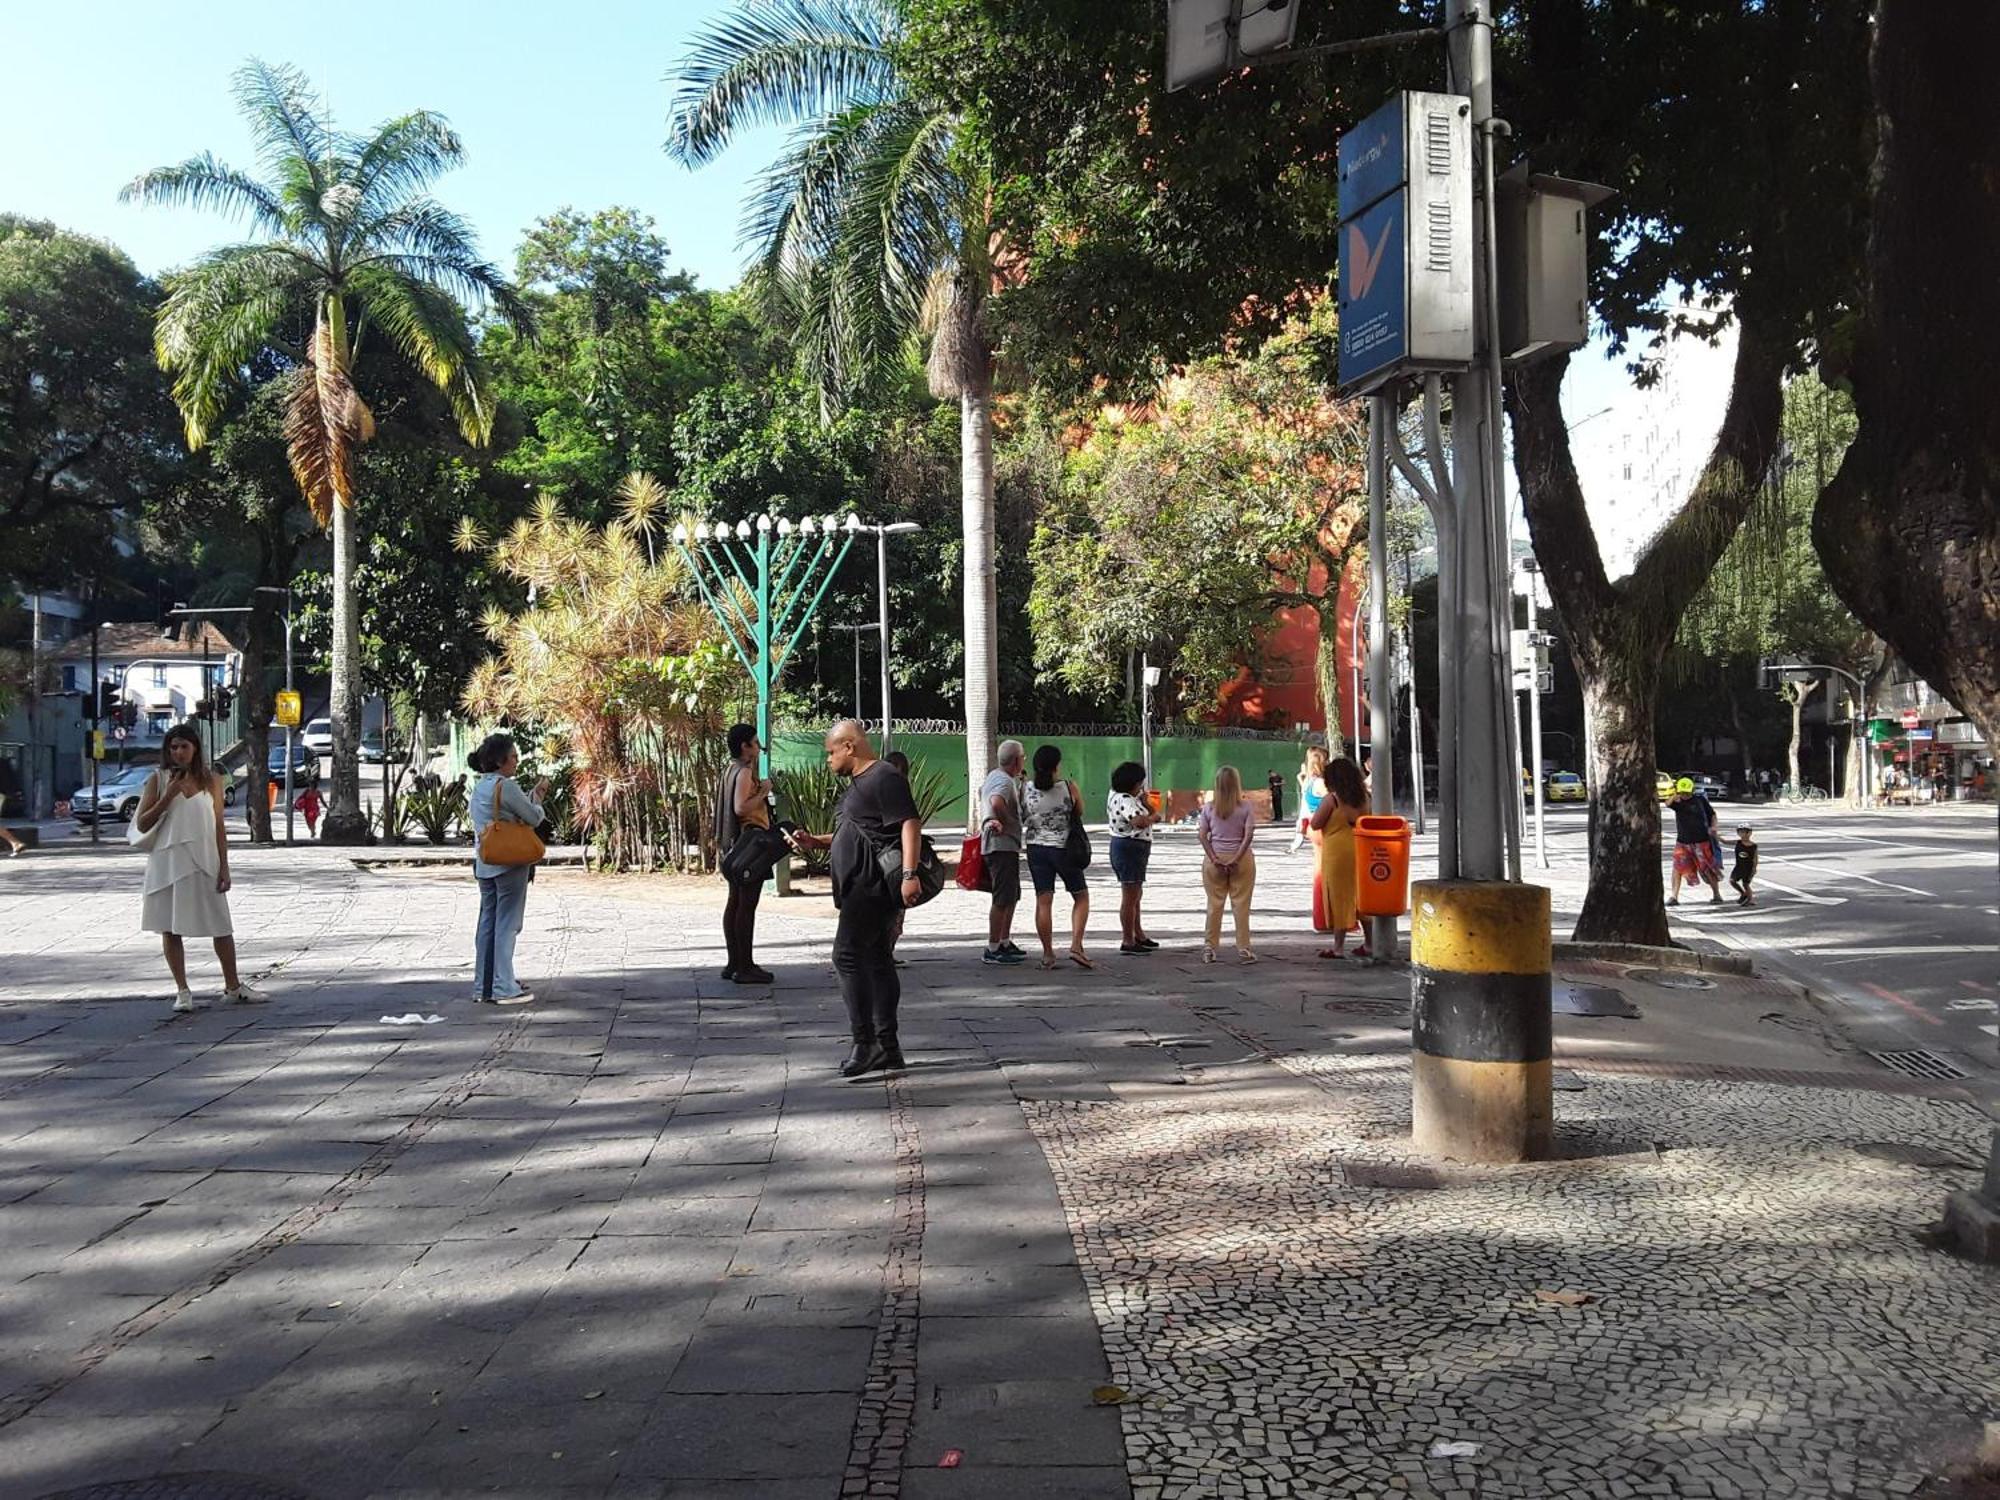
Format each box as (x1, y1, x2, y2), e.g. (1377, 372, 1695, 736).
(478, 777, 546, 867)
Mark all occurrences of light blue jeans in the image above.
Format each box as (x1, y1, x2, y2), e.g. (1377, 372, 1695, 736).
(474, 865, 532, 999)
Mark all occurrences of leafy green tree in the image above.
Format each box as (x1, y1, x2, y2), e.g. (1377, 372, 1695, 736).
(665, 0, 1005, 822)
(1029, 302, 1371, 735)
(123, 59, 530, 843)
(483, 208, 771, 511)
(0, 215, 178, 587)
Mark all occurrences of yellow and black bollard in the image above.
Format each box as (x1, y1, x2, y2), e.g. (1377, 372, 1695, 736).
(1409, 880, 1552, 1162)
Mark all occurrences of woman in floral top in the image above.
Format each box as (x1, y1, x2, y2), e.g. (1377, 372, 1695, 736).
(1106, 761, 1159, 955)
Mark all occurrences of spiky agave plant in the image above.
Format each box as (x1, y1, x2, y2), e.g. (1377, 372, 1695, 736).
(124, 58, 531, 844)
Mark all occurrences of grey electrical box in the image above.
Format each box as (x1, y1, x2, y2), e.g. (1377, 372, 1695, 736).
(1496, 165, 1613, 365)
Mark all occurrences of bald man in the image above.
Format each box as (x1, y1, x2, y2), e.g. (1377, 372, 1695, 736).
(800, 720, 923, 1076)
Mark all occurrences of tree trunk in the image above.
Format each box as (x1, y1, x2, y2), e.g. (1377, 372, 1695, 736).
(1785, 679, 1818, 789)
(1814, 0, 2000, 750)
(1578, 663, 1669, 946)
(959, 376, 999, 830)
(1723, 673, 1754, 786)
(322, 495, 367, 844)
(1509, 313, 1788, 944)
(1314, 589, 1347, 757)
(240, 594, 274, 844)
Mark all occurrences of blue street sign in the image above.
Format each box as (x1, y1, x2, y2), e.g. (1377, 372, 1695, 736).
(1338, 95, 1407, 222)
(1338, 192, 1407, 388)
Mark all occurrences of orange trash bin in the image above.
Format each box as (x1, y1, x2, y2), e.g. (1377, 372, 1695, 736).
(1355, 815, 1412, 917)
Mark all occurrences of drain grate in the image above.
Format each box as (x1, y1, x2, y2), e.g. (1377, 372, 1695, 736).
(1867, 1048, 1970, 1081)
(1553, 983, 1641, 1019)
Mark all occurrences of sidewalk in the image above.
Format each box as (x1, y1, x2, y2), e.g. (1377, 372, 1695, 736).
(0, 835, 1993, 1499)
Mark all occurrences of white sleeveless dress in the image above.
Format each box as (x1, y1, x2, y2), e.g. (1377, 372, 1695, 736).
(141, 783, 233, 938)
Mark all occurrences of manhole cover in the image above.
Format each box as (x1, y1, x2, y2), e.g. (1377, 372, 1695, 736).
(1852, 1141, 1979, 1170)
(39, 1476, 318, 1500)
(1868, 1048, 1970, 1081)
(1340, 1161, 1446, 1190)
(1553, 983, 1641, 1018)
(1625, 967, 1715, 991)
(1321, 999, 1409, 1018)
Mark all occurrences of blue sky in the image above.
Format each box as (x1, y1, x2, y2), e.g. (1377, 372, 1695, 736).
(0, 0, 779, 290)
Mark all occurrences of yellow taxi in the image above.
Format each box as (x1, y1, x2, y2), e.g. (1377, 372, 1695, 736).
(1547, 772, 1587, 802)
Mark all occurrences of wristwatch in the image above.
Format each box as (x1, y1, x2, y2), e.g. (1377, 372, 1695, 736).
(900, 869, 920, 881)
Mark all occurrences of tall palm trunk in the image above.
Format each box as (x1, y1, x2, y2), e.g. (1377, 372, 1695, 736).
(323, 494, 366, 842)
(960, 373, 999, 828)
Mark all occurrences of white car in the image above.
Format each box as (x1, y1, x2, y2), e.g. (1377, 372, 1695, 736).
(300, 717, 334, 756)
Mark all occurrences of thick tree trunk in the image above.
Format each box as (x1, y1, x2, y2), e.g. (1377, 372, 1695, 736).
(1814, 0, 2000, 750)
(1314, 582, 1347, 757)
(323, 495, 367, 844)
(1510, 314, 1787, 944)
(1578, 664, 1669, 946)
(960, 375, 999, 830)
(240, 595, 274, 844)
(1785, 679, 1817, 789)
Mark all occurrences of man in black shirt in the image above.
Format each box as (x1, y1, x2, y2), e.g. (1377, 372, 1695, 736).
(1666, 778, 1722, 906)
(1266, 769, 1284, 822)
(796, 720, 923, 1077)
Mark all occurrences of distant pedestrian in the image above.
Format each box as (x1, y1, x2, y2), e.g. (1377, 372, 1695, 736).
(1198, 765, 1258, 964)
(1312, 757, 1370, 958)
(1292, 746, 1327, 855)
(1108, 760, 1160, 955)
(1666, 777, 1722, 906)
(1023, 744, 1092, 970)
(979, 740, 1027, 966)
(790, 721, 923, 1076)
(468, 732, 548, 1004)
(136, 724, 261, 1013)
(714, 722, 776, 984)
(1266, 768, 1285, 823)
(1729, 825, 1759, 906)
(293, 782, 323, 837)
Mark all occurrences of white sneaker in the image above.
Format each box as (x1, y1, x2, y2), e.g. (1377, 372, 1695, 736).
(221, 984, 268, 1005)
(172, 990, 195, 1013)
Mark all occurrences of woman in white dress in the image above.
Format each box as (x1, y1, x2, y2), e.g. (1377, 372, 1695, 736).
(135, 724, 261, 1014)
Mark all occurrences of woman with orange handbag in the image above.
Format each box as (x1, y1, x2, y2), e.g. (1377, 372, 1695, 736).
(467, 732, 547, 1005)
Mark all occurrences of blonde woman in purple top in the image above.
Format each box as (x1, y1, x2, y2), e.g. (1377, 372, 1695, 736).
(1197, 765, 1257, 964)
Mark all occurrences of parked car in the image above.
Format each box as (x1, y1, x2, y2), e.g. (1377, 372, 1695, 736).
(359, 730, 405, 764)
(1546, 771, 1588, 803)
(70, 766, 158, 824)
(1690, 773, 1729, 802)
(264, 743, 321, 788)
(300, 717, 334, 756)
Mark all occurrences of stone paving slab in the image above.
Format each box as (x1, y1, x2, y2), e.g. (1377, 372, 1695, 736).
(0, 835, 1990, 1498)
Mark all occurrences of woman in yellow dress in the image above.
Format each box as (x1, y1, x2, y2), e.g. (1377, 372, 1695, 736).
(1311, 756, 1369, 957)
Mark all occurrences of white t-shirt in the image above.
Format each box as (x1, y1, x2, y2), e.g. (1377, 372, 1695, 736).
(980, 768, 1021, 854)
(1107, 790, 1152, 842)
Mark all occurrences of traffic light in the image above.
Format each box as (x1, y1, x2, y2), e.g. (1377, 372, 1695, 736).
(95, 682, 122, 722)
(212, 687, 234, 720)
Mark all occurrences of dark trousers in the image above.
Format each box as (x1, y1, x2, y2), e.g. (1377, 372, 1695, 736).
(832, 893, 900, 1044)
(722, 873, 763, 971)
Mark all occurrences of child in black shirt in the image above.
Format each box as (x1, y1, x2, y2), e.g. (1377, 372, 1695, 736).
(1729, 826, 1759, 906)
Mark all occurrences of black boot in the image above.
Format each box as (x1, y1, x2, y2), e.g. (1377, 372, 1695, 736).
(876, 1033, 906, 1071)
(840, 1040, 883, 1077)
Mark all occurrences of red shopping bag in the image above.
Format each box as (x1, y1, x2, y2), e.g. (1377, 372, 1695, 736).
(956, 835, 990, 892)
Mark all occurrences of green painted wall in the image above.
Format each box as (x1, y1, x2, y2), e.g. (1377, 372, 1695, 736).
(771, 732, 1311, 817)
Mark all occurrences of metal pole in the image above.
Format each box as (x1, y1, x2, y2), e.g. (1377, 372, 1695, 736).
(876, 528, 894, 757)
(283, 599, 295, 845)
(1366, 396, 1396, 961)
(89, 621, 101, 845)
(854, 629, 863, 722)
(28, 595, 45, 821)
(1443, 0, 1509, 884)
(1141, 653, 1155, 790)
(1523, 561, 1548, 869)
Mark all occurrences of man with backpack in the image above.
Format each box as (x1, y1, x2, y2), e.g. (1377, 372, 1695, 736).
(1666, 777, 1723, 906)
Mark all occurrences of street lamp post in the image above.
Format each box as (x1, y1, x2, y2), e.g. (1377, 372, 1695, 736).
(858, 520, 922, 757)
(830, 622, 874, 722)
(1518, 557, 1549, 870)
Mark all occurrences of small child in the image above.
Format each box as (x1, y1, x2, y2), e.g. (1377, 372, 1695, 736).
(1729, 825, 1758, 905)
(294, 783, 323, 837)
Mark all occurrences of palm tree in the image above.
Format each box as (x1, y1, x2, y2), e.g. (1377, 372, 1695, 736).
(666, 0, 1000, 822)
(124, 59, 529, 843)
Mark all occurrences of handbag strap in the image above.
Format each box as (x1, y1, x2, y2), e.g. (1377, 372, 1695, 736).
(491, 775, 506, 822)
